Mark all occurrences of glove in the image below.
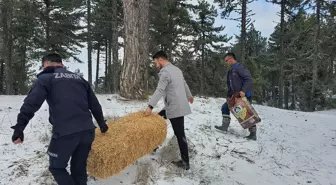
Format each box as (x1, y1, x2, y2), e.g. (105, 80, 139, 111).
(100, 123, 109, 133)
(158, 110, 167, 119)
(12, 130, 24, 143)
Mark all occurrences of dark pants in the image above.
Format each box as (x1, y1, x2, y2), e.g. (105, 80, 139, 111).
(158, 110, 189, 164)
(48, 129, 95, 185)
(170, 116, 189, 164)
(221, 96, 256, 132)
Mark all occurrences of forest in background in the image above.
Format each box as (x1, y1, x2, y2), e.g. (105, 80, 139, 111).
(0, 0, 335, 111)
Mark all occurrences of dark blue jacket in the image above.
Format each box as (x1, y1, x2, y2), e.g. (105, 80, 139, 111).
(227, 62, 253, 98)
(11, 66, 106, 138)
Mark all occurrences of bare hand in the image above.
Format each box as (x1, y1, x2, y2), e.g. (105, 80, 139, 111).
(145, 107, 152, 116)
(188, 97, 194, 104)
(239, 91, 245, 97)
(13, 138, 22, 144)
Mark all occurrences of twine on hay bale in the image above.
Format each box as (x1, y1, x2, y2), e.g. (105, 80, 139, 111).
(87, 111, 167, 179)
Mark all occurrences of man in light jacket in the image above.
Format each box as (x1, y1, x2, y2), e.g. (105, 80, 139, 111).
(145, 50, 193, 170)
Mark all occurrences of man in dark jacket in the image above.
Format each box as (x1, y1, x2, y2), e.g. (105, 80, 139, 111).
(10, 53, 109, 185)
(214, 52, 256, 140)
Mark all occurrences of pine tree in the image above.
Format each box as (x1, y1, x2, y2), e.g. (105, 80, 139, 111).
(149, 0, 195, 61)
(191, 0, 230, 95)
(214, 0, 256, 62)
(24, 0, 86, 64)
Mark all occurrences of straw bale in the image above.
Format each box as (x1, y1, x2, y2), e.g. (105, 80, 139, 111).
(87, 111, 167, 179)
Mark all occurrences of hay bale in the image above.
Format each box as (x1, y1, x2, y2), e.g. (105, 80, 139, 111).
(87, 111, 167, 179)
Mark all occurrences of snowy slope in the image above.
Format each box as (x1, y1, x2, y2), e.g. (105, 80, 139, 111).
(0, 95, 335, 185)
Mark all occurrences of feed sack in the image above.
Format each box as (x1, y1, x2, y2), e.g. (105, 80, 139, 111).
(227, 94, 261, 129)
(87, 111, 167, 179)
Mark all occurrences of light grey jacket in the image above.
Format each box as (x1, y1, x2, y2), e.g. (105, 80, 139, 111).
(148, 63, 192, 119)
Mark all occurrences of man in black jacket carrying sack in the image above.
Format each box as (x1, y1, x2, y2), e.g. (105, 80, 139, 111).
(214, 52, 256, 140)
(10, 53, 108, 185)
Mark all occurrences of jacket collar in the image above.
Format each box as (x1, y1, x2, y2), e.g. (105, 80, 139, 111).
(230, 62, 239, 70)
(37, 66, 64, 77)
(162, 62, 171, 68)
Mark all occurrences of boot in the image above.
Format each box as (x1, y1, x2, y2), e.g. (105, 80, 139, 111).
(246, 131, 257, 140)
(214, 117, 231, 131)
(172, 160, 190, 170)
(151, 147, 159, 154)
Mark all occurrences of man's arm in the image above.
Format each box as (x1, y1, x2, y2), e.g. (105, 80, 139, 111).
(226, 73, 232, 98)
(87, 84, 108, 132)
(237, 65, 253, 94)
(12, 78, 48, 132)
(148, 70, 170, 108)
(183, 77, 192, 99)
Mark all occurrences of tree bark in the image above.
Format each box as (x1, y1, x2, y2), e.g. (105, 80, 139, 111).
(309, 0, 321, 111)
(120, 0, 149, 99)
(87, 0, 93, 85)
(95, 41, 100, 91)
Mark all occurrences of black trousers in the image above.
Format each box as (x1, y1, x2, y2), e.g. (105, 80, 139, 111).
(48, 129, 95, 185)
(170, 116, 189, 164)
(159, 110, 189, 164)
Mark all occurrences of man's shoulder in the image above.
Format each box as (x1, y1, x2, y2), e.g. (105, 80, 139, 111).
(237, 62, 247, 68)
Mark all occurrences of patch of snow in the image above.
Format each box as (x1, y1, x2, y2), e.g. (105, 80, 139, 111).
(0, 95, 336, 185)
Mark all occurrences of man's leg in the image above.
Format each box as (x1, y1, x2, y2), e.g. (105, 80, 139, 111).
(70, 129, 95, 185)
(170, 116, 190, 170)
(215, 102, 231, 131)
(48, 134, 80, 185)
(151, 110, 167, 154)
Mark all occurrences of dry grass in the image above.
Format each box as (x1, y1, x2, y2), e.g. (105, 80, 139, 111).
(87, 111, 167, 179)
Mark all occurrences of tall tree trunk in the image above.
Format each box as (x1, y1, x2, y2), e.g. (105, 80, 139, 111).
(112, 1, 119, 93)
(18, 43, 27, 94)
(95, 41, 101, 91)
(0, 59, 4, 94)
(87, 0, 93, 85)
(284, 80, 289, 109)
(107, 38, 112, 93)
(310, 0, 321, 111)
(139, 0, 150, 94)
(278, 0, 285, 108)
(272, 76, 277, 107)
(2, 0, 13, 94)
(330, 55, 334, 78)
(291, 77, 295, 110)
(241, 0, 247, 62)
(200, 31, 205, 95)
(104, 40, 108, 92)
(120, 0, 149, 99)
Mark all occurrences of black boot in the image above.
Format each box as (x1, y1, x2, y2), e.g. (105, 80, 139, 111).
(215, 117, 231, 131)
(246, 131, 257, 140)
(172, 160, 190, 170)
(151, 147, 159, 154)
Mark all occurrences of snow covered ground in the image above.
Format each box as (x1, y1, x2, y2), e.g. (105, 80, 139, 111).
(0, 94, 336, 185)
